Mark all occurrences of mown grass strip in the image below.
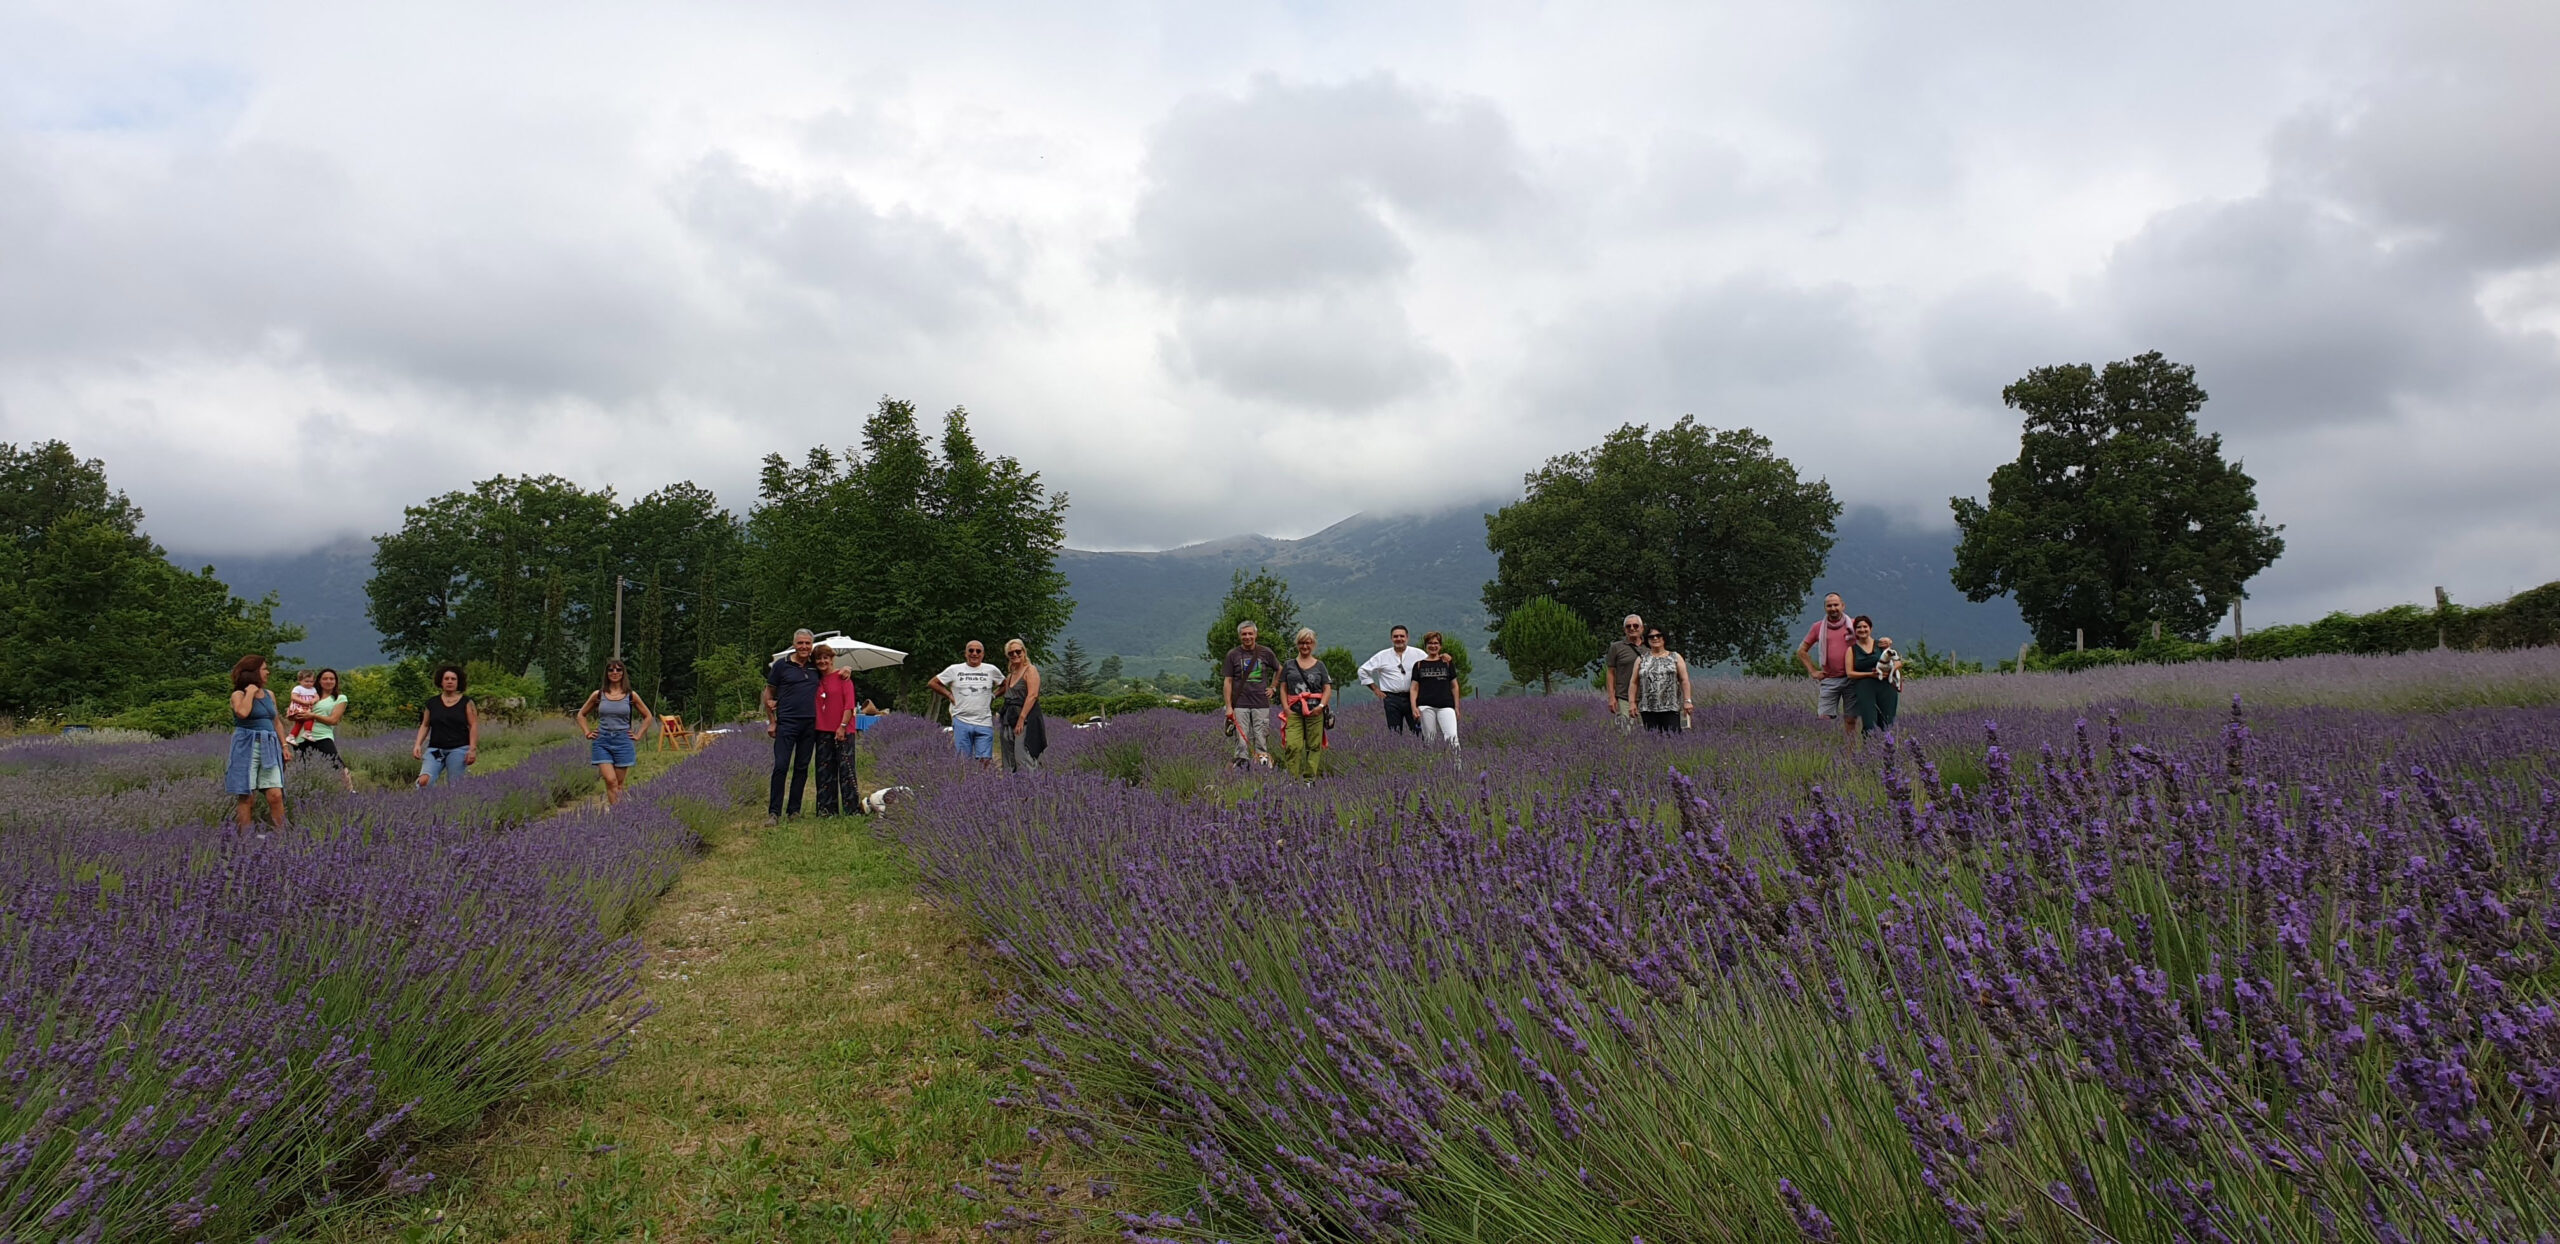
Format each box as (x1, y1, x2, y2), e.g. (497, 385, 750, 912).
(339, 811, 1077, 1243)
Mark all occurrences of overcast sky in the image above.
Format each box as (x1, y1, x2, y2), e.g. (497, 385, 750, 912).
(4, 1, 2555, 622)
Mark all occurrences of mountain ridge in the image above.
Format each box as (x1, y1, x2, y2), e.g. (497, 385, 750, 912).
(194, 508, 2032, 677)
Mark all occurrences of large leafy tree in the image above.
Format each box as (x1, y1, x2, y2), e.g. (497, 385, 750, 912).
(367, 474, 617, 677)
(1483, 419, 1839, 667)
(367, 474, 746, 707)
(1202, 567, 1300, 667)
(610, 482, 747, 710)
(1492, 596, 1590, 694)
(747, 400, 1071, 707)
(1951, 351, 2284, 649)
(0, 441, 302, 715)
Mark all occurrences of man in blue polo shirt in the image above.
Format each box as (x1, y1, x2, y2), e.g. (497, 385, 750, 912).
(763, 629, 821, 822)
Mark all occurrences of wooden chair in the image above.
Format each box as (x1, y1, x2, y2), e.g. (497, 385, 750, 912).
(657, 715, 694, 751)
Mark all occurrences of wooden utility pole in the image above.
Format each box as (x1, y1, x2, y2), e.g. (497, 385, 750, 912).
(2233, 600, 2245, 652)
(2435, 586, 2450, 650)
(613, 576, 626, 661)
(2075, 627, 2084, 652)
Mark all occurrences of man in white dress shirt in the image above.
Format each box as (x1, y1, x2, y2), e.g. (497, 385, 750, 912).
(1357, 625, 1424, 734)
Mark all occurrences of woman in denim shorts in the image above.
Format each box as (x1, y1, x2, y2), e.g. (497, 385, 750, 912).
(412, 663, 478, 786)
(576, 658, 656, 806)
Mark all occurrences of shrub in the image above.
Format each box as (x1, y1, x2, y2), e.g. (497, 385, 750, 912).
(101, 693, 233, 738)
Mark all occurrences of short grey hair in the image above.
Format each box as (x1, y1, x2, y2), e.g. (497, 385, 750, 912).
(793, 628, 816, 641)
(1294, 627, 1316, 645)
(1623, 614, 1643, 626)
(1237, 620, 1259, 633)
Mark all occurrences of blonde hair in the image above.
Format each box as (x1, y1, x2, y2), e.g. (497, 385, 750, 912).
(1293, 627, 1316, 645)
(1004, 638, 1029, 658)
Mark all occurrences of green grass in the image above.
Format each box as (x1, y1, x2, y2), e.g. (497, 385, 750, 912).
(330, 811, 1088, 1243)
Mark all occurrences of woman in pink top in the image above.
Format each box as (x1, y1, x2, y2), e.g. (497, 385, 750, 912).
(811, 645, 860, 816)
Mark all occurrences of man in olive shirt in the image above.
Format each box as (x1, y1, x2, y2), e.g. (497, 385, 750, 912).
(1221, 620, 1281, 768)
(1602, 614, 1644, 734)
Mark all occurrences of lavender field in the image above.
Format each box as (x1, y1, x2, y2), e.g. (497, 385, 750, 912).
(865, 650, 2560, 1242)
(0, 726, 763, 1241)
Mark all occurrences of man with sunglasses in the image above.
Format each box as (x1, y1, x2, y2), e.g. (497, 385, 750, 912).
(1356, 625, 1424, 734)
(930, 640, 1006, 769)
(1603, 615, 1646, 734)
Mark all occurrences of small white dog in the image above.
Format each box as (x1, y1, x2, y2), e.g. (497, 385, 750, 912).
(861, 786, 914, 814)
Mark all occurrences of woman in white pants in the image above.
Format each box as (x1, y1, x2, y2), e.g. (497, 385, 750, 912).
(1407, 631, 1463, 748)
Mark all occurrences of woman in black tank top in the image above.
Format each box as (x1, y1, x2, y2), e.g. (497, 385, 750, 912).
(412, 663, 480, 787)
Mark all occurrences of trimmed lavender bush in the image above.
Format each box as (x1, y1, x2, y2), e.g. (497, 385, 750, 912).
(880, 671, 2560, 1242)
(0, 735, 762, 1241)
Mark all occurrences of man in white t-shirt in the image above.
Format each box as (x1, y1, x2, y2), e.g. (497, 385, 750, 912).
(1356, 625, 1424, 734)
(929, 641, 1006, 767)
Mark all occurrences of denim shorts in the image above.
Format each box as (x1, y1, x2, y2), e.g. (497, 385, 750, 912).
(420, 747, 469, 784)
(953, 721, 994, 759)
(590, 731, 637, 767)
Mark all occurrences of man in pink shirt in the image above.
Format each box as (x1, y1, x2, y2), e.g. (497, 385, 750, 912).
(1796, 593, 1887, 728)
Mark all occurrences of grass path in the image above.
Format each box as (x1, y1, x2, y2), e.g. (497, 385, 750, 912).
(349, 809, 1055, 1243)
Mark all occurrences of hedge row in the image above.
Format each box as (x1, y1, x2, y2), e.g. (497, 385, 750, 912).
(1034, 691, 1226, 720)
(2015, 581, 2560, 673)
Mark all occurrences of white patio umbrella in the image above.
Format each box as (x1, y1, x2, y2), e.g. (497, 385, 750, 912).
(773, 632, 908, 670)
(770, 632, 907, 807)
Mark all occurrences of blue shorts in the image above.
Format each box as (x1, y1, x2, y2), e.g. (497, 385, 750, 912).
(590, 732, 637, 767)
(420, 747, 469, 785)
(953, 721, 994, 759)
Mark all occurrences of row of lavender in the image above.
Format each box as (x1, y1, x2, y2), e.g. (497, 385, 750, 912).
(869, 674, 2560, 1242)
(0, 730, 763, 1241)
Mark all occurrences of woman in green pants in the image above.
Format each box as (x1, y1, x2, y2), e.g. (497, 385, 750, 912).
(1278, 627, 1333, 779)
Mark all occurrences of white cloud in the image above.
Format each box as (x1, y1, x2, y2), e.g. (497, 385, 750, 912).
(0, 0, 2552, 617)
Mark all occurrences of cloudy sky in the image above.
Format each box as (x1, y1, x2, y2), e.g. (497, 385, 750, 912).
(4, 1, 2555, 622)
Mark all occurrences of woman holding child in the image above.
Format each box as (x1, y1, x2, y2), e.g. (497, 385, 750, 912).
(286, 668, 356, 792)
(1841, 616, 1901, 742)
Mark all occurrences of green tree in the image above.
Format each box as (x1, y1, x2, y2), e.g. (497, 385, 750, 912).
(1055, 637, 1094, 694)
(1483, 419, 1840, 668)
(366, 474, 618, 673)
(632, 568, 666, 702)
(1950, 351, 2284, 649)
(1096, 654, 1124, 687)
(1317, 645, 1358, 689)
(1203, 567, 1300, 666)
(747, 400, 1072, 706)
(690, 644, 767, 723)
(1492, 596, 1590, 694)
(1437, 635, 1474, 696)
(0, 441, 302, 716)
(612, 482, 748, 710)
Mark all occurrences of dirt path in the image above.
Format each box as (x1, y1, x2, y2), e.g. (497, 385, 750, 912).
(346, 813, 1053, 1243)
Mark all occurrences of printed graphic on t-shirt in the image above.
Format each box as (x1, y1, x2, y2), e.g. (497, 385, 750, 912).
(938, 662, 1004, 726)
(1223, 646, 1280, 708)
(1412, 659, 1457, 709)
